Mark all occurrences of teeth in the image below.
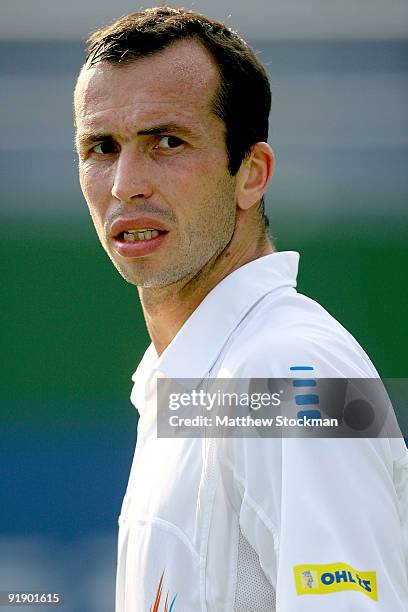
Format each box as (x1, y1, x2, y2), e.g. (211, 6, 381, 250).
(126, 228, 153, 233)
(123, 229, 160, 242)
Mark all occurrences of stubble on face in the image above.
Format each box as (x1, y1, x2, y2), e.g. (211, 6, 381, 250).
(74, 40, 240, 292)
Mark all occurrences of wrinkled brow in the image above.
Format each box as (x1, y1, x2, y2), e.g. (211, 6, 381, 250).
(75, 122, 198, 150)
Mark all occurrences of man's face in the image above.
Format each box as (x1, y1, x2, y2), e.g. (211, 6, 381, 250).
(74, 40, 238, 288)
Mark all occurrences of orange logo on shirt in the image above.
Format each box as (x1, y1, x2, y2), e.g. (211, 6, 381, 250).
(150, 570, 177, 612)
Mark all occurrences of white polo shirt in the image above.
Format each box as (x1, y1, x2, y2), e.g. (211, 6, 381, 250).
(116, 251, 408, 611)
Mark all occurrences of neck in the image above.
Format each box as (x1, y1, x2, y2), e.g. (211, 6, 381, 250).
(138, 226, 274, 356)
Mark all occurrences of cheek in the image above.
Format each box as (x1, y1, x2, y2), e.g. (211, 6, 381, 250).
(167, 155, 225, 206)
(79, 165, 113, 242)
(79, 164, 111, 217)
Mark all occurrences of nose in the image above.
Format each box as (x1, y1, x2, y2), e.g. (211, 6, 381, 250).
(111, 147, 154, 202)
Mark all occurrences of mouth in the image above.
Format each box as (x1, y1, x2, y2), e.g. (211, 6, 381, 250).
(111, 227, 169, 258)
(109, 215, 170, 258)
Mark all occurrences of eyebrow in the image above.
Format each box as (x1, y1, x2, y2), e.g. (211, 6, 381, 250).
(76, 122, 197, 149)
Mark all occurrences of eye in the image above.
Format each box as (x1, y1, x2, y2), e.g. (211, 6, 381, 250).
(92, 140, 118, 155)
(157, 135, 184, 150)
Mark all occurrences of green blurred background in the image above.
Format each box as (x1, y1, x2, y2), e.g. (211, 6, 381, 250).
(3, 213, 407, 420)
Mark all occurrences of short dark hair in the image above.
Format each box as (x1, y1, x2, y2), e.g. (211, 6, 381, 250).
(85, 6, 271, 229)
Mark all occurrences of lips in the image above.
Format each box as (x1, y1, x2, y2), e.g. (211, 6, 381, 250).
(109, 216, 169, 258)
(110, 216, 169, 238)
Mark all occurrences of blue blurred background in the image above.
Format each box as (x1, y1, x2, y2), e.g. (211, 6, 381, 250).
(1, 1, 408, 609)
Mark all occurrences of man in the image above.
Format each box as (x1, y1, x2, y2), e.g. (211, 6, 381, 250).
(74, 7, 408, 611)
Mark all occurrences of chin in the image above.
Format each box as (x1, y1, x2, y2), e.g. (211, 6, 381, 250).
(116, 267, 173, 289)
(111, 254, 203, 289)
(123, 267, 196, 289)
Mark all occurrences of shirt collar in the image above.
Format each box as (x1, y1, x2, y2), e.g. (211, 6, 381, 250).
(132, 251, 299, 390)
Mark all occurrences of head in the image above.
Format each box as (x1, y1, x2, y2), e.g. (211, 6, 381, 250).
(74, 7, 274, 288)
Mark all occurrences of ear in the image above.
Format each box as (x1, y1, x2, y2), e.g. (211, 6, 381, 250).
(235, 142, 275, 211)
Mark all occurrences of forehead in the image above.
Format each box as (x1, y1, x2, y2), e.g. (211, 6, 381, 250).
(74, 39, 221, 134)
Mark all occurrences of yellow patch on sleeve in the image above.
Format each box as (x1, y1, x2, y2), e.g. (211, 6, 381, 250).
(293, 562, 377, 601)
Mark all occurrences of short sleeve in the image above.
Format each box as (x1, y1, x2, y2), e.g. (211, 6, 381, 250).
(216, 335, 408, 611)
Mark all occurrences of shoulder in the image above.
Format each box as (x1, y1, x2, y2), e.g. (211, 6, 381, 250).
(217, 289, 378, 378)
